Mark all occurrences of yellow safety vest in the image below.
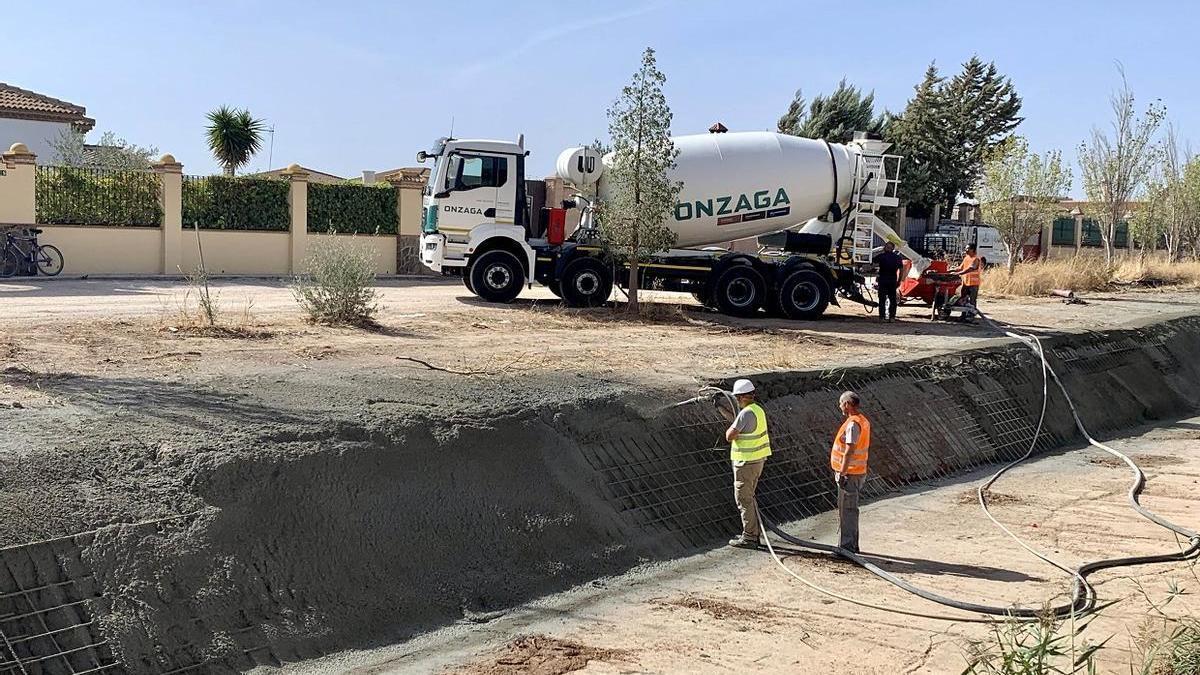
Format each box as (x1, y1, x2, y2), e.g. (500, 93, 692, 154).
(731, 403, 772, 463)
(830, 412, 871, 475)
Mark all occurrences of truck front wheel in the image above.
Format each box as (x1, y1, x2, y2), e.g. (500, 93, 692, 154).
(560, 258, 612, 307)
(778, 269, 830, 320)
(712, 265, 765, 317)
(470, 249, 525, 303)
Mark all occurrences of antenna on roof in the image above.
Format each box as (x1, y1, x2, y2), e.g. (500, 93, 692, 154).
(448, 116, 455, 140)
(266, 124, 276, 171)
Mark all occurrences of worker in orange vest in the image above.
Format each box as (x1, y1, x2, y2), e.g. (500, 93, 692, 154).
(831, 391, 871, 553)
(956, 244, 983, 307)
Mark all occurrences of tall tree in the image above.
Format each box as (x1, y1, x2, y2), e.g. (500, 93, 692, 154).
(1182, 156, 1200, 261)
(1160, 124, 1190, 261)
(599, 47, 681, 314)
(1129, 178, 1168, 260)
(777, 79, 885, 143)
(976, 136, 1071, 273)
(205, 106, 266, 176)
(887, 58, 1022, 216)
(1078, 67, 1165, 264)
(939, 57, 1023, 212)
(885, 64, 947, 213)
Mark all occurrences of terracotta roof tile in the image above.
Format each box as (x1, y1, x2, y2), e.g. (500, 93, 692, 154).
(0, 82, 95, 131)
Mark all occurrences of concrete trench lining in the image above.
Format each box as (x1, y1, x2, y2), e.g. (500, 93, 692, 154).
(3, 316, 1198, 673)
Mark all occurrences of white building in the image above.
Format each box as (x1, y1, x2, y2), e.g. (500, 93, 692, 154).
(0, 82, 94, 161)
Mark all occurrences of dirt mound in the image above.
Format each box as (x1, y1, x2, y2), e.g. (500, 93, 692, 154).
(449, 634, 632, 675)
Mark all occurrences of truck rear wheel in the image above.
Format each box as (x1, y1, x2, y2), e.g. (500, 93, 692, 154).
(470, 249, 525, 303)
(560, 258, 612, 308)
(778, 269, 830, 320)
(462, 269, 475, 294)
(712, 265, 765, 317)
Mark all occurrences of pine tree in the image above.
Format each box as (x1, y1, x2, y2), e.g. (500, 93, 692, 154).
(599, 47, 681, 314)
(886, 64, 947, 213)
(777, 79, 884, 143)
(887, 59, 1022, 216)
(940, 57, 1023, 213)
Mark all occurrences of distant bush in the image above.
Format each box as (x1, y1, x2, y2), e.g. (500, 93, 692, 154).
(182, 175, 289, 230)
(307, 182, 398, 235)
(291, 234, 381, 326)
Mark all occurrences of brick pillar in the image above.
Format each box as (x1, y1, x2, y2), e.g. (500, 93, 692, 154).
(154, 154, 183, 274)
(1042, 219, 1053, 260)
(389, 168, 429, 275)
(0, 143, 36, 227)
(284, 164, 309, 274)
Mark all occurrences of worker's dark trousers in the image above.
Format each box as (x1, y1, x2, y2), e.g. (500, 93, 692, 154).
(877, 284, 898, 320)
(963, 285, 980, 306)
(837, 474, 866, 551)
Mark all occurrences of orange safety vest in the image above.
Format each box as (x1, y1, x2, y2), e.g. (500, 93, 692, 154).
(830, 412, 871, 475)
(958, 254, 981, 287)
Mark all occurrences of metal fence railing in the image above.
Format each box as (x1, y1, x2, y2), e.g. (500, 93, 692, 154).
(306, 182, 398, 235)
(34, 165, 162, 227)
(182, 175, 290, 231)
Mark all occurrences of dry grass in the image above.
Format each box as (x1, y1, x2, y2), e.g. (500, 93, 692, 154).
(982, 259, 1200, 297)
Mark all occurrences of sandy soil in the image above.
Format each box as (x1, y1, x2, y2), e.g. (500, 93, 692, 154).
(2, 278, 1199, 395)
(281, 419, 1200, 675)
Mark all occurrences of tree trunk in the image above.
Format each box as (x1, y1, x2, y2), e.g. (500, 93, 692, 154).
(627, 256, 639, 314)
(224, 163, 235, 177)
(1006, 241, 1017, 275)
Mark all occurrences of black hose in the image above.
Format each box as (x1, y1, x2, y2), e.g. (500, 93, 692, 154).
(705, 309, 1200, 619)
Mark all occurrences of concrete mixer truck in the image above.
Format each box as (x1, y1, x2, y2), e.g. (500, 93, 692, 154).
(416, 130, 927, 319)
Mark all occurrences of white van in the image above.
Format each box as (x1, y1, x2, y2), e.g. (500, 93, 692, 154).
(935, 223, 1007, 266)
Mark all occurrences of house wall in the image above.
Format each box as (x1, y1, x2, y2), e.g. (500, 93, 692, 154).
(0, 119, 71, 162)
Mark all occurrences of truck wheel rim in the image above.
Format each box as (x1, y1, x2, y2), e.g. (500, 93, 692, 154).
(485, 264, 512, 290)
(790, 281, 819, 311)
(573, 272, 599, 295)
(727, 278, 756, 307)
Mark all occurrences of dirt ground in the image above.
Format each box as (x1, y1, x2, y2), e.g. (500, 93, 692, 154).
(1, 278, 1198, 673)
(279, 419, 1200, 675)
(2, 277, 1199, 395)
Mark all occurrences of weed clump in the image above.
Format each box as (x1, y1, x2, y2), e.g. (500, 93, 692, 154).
(292, 234, 381, 326)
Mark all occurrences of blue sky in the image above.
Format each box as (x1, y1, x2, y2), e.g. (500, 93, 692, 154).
(5, 0, 1198, 191)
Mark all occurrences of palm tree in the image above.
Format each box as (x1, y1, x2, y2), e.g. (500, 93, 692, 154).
(205, 106, 266, 176)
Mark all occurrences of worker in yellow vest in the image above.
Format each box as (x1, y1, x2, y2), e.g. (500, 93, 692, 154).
(956, 244, 983, 307)
(721, 378, 772, 549)
(831, 391, 871, 553)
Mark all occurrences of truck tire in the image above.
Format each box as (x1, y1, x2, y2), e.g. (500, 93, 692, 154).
(560, 258, 612, 308)
(712, 265, 765, 317)
(470, 249, 525, 303)
(778, 268, 830, 320)
(547, 281, 563, 298)
(462, 268, 475, 294)
(691, 288, 712, 307)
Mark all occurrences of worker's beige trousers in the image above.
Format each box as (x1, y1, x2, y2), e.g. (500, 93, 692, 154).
(733, 460, 765, 539)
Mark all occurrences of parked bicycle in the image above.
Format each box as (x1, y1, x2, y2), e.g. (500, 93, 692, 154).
(0, 228, 64, 278)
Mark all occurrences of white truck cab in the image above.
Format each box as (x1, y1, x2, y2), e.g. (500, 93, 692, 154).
(419, 137, 536, 281)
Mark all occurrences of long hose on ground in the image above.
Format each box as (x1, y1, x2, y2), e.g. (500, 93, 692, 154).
(698, 313, 1200, 621)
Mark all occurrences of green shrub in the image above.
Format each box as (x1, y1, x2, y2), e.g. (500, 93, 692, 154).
(307, 182, 398, 234)
(291, 234, 381, 326)
(182, 175, 289, 230)
(35, 166, 162, 226)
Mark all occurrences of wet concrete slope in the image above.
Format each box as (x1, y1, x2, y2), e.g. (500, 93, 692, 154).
(14, 315, 1197, 673)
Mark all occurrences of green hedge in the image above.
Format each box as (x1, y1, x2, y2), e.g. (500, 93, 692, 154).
(307, 182, 398, 235)
(35, 166, 162, 227)
(182, 175, 290, 231)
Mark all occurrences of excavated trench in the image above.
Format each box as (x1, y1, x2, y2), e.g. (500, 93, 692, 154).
(2, 315, 1199, 673)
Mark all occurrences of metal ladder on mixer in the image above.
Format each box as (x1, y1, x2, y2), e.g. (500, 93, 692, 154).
(845, 147, 902, 265)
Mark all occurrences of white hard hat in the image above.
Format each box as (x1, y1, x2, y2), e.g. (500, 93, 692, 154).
(732, 379, 755, 395)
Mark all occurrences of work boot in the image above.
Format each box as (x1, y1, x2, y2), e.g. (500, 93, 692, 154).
(728, 535, 760, 549)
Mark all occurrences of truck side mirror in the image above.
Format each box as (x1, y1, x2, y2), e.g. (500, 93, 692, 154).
(434, 190, 450, 199)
